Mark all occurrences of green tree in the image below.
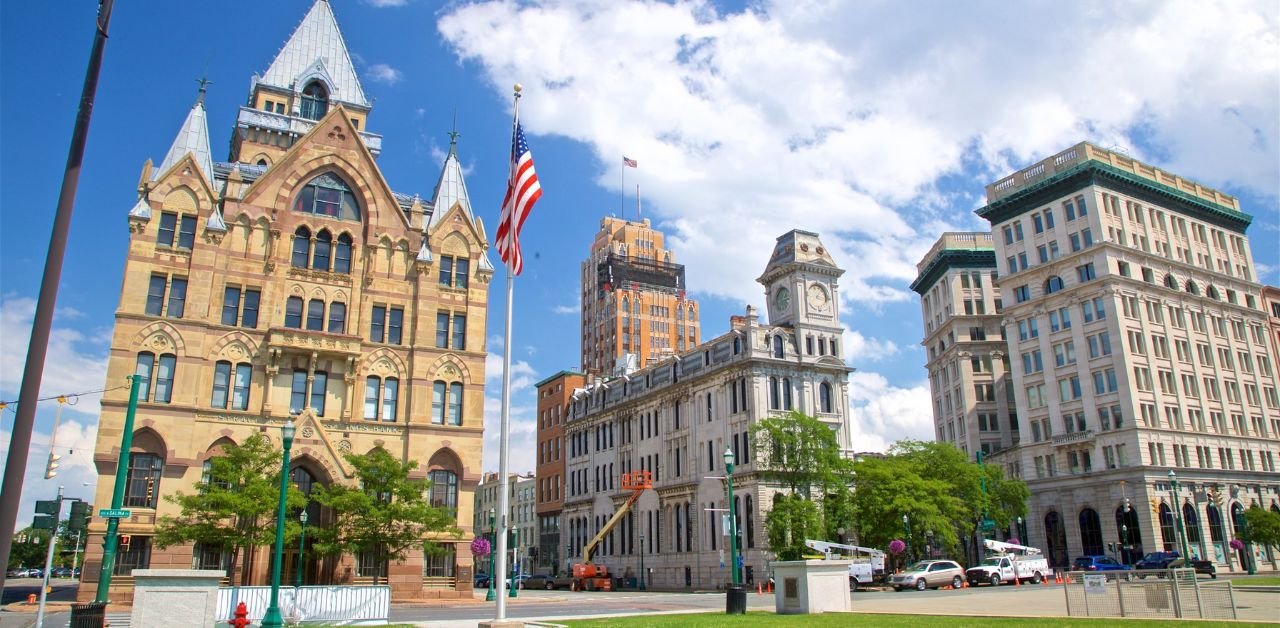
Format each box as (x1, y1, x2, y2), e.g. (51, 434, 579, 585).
(752, 411, 856, 560)
(1243, 506, 1280, 547)
(153, 433, 305, 584)
(310, 448, 459, 585)
(8, 528, 52, 569)
(849, 454, 965, 556)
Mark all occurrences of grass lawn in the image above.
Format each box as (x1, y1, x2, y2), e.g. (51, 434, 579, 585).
(1233, 575, 1280, 586)
(561, 612, 1275, 627)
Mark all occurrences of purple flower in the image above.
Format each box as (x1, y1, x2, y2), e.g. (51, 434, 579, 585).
(888, 539, 906, 555)
(472, 536, 491, 557)
(1229, 539, 1245, 551)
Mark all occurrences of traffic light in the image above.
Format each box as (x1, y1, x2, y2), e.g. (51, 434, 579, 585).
(1150, 499, 1159, 516)
(44, 452, 61, 479)
(145, 477, 156, 505)
(119, 535, 131, 547)
(69, 501, 91, 532)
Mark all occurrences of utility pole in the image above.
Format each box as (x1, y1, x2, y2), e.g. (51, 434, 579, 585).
(0, 0, 115, 590)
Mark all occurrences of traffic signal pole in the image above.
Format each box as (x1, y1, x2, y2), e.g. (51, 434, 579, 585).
(95, 375, 140, 603)
(36, 486, 64, 628)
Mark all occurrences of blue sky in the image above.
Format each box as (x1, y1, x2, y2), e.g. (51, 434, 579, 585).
(2, 0, 1277, 524)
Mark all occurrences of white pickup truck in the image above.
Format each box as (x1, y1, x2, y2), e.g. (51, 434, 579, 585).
(804, 539, 886, 589)
(965, 539, 1049, 586)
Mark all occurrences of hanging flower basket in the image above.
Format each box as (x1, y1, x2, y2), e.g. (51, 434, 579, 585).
(888, 539, 906, 555)
(472, 536, 491, 557)
(1229, 539, 1245, 551)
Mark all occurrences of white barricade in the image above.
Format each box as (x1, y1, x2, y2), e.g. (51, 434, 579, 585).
(216, 585, 391, 625)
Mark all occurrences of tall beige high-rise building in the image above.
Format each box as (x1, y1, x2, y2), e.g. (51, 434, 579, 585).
(976, 141, 1279, 573)
(81, 1, 489, 601)
(912, 233, 1020, 460)
(581, 217, 700, 377)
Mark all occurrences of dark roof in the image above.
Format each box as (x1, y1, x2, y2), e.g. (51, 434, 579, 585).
(910, 248, 997, 294)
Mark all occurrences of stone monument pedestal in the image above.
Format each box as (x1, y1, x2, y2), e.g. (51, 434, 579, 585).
(129, 569, 225, 628)
(772, 559, 852, 614)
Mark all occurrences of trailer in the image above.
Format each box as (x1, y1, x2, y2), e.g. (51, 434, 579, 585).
(804, 539, 887, 589)
(571, 470, 652, 591)
(965, 539, 1049, 586)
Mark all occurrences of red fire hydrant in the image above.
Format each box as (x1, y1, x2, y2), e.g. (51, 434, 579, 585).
(227, 601, 250, 628)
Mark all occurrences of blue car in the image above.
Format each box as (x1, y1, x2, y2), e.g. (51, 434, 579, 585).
(1073, 556, 1129, 579)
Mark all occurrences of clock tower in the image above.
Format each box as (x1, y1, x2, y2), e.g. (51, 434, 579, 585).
(758, 229, 844, 341)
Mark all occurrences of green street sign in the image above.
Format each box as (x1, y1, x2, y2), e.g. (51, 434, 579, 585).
(33, 514, 57, 530)
(981, 518, 996, 533)
(99, 508, 131, 519)
(35, 500, 59, 515)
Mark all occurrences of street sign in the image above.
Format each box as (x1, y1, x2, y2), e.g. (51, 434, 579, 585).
(35, 500, 59, 515)
(981, 518, 996, 534)
(99, 508, 131, 519)
(32, 514, 57, 530)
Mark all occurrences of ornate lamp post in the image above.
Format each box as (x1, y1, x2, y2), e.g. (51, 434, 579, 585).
(1016, 516, 1025, 545)
(295, 509, 308, 588)
(723, 446, 743, 615)
(639, 532, 646, 591)
(261, 420, 296, 628)
(486, 508, 496, 602)
(1167, 470, 1190, 560)
(902, 515, 911, 561)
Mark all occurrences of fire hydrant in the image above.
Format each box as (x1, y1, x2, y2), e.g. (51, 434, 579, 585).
(227, 601, 250, 628)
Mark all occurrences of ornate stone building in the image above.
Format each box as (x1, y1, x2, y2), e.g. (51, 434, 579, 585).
(563, 230, 854, 589)
(80, 0, 489, 601)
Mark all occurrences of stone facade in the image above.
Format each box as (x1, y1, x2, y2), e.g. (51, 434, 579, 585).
(975, 141, 1280, 572)
(562, 230, 854, 589)
(80, 1, 488, 602)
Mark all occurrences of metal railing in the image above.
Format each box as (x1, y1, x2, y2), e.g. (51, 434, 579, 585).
(216, 585, 391, 625)
(1062, 568, 1235, 620)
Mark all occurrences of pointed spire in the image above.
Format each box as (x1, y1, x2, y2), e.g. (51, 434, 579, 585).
(155, 84, 214, 184)
(478, 246, 495, 272)
(416, 236, 433, 263)
(207, 203, 227, 232)
(428, 128, 475, 231)
(259, 0, 369, 108)
(128, 190, 152, 220)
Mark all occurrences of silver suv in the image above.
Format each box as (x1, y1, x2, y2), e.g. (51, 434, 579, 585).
(891, 560, 965, 591)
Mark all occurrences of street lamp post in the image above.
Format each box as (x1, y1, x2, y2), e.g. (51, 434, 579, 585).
(1235, 508, 1256, 575)
(903, 515, 911, 561)
(1167, 470, 1191, 560)
(486, 509, 496, 602)
(723, 446, 743, 615)
(639, 533, 646, 591)
(295, 509, 309, 588)
(261, 420, 296, 628)
(1016, 516, 1025, 545)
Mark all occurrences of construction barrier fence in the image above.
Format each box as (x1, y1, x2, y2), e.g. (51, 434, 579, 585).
(216, 585, 391, 625)
(1062, 568, 1236, 620)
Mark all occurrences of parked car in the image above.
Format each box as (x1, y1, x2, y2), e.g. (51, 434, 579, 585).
(1188, 559, 1217, 579)
(1070, 557, 1131, 583)
(890, 560, 965, 591)
(5, 568, 21, 578)
(51, 567, 74, 578)
(474, 572, 490, 588)
(523, 573, 575, 590)
(1135, 551, 1181, 577)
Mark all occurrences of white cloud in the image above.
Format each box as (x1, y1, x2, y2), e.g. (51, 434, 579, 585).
(846, 371, 934, 453)
(483, 337, 539, 473)
(0, 295, 110, 416)
(365, 63, 402, 85)
(0, 418, 99, 530)
(363, 0, 408, 7)
(439, 0, 1278, 310)
(552, 304, 577, 315)
(840, 326, 899, 364)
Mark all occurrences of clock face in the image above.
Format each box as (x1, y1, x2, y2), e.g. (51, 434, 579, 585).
(807, 283, 830, 310)
(774, 287, 791, 311)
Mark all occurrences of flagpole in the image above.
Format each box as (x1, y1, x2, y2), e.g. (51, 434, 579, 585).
(621, 157, 626, 220)
(493, 85, 521, 623)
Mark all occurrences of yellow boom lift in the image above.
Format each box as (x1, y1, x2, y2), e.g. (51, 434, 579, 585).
(572, 470, 653, 591)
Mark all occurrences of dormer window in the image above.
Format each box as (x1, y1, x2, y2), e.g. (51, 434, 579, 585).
(293, 173, 361, 221)
(300, 81, 329, 121)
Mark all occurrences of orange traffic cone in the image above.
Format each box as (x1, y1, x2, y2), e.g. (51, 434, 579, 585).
(1042, 574, 1048, 586)
(1014, 575, 1020, 587)
(757, 582, 762, 595)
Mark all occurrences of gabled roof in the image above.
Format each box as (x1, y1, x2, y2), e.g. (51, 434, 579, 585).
(428, 133, 475, 231)
(154, 94, 214, 185)
(259, 0, 369, 108)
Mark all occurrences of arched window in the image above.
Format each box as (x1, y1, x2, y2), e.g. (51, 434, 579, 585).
(364, 376, 380, 420)
(677, 306, 684, 321)
(733, 336, 741, 354)
(1183, 503, 1202, 544)
(211, 361, 252, 410)
(768, 377, 780, 410)
(299, 81, 329, 121)
(306, 299, 325, 331)
(292, 226, 311, 268)
(327, 302, 346, 333)
(432, 381, 447, 424)
(1158, 503, 1176, 551)
(745, 495, 755, 548)
(382, 377, 399, 422)
(313, 230, 332, 271)
(1044, 510, 1067, 568)
(1115, 504, 1142, 564)
(1207, 503, 1226, 547)
(1185, 280, 1199, 295)
(1044, 276, 1065, 294)
(1231, 503, 1250, 568)
(819, 382, 834, 413)
(136, 352, 156, 402)
(334, 233, 353, 273)
(448, 382, 463, 425)
(362, 376, 397, 422)
(772, 335, 784, 358)
(1207, 285, 1220, 300)
(285, 296, 303, 328)
(429, 470, 458, 510)
(1079, 508, 1103, 556)
(293, 173, 360, 221)
(1164, 274, 1178, 289)
(125, 452, 164, 508)
(292, 467, 322, 524)
(782, 377, 793, 410)
(147, 353, 176, 403)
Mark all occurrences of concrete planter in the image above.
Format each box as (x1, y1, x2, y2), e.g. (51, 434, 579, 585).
(129, 569, 225, 628)
(772, 559, 852, 614)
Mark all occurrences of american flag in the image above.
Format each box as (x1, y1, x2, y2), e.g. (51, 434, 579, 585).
(495, 121, 542, 274)
(622, 156, 638, 168)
